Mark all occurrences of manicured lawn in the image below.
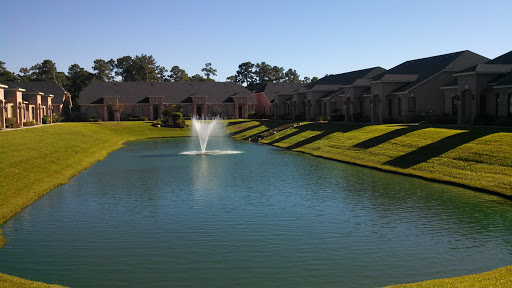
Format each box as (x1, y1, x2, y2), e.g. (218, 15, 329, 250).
(229, 121, 512, 197)
(1, 122, 190, 287)
(228, 120, 512, 287)
(384, 265, 512, 288)
(0, 272, 65, 288)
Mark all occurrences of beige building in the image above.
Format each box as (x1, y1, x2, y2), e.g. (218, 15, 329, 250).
(443, 50, 512, 124)
(367, 51, 488, 123)
(78, 82, 256, 121)
(271, 67, 385, 121)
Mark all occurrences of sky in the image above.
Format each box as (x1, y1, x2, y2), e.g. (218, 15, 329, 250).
(1, 0, 511, 81)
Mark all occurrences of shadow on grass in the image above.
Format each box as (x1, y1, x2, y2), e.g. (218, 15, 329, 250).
(226, 120, 249, 127)
(353, 125, 425, 149)
(267, 123, 362, 148)
(384, 130, 494, 169)
(229, 124, 264, 137)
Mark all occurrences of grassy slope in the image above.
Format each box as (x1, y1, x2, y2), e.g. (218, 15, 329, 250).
(229, 120, 512, 287)
(0, 273, 64, 288)
(385, 265, 512, 288)
(230, 120, 512, 197)
(0, 122, 190, 287)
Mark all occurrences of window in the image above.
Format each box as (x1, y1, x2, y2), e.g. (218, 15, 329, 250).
(222, 105, 228, 116)
(408, 96, 416, 112)
(398, 97, 402, 117)
(132, 106, 143, 117)
(496, 93, 500, 116)
(31, 107, 35, 120)
(388, 98, 393, 117)
(86, 107, 98, 119)
(207, 105, 213, 115)
(508, 94, 512, 118)
(480, 94, 487, 114)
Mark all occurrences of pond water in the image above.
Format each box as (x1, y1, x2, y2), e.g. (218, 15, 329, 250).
(1, 138, 511, 287)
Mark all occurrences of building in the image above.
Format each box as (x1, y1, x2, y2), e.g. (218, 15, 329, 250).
(78, 82, 256, 121)
(367, 51, 488, 123)
(444, 50, 512, 123)
(273, 67, 385, 121)
(2, 82, 70, 117)
(253, 83, 307, 119)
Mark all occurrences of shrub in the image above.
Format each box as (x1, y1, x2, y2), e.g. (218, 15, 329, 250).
(473, 113, 496, 126)
(495, 117, 512, 126)
(23, 121, 37, 126)
(70, 112, 89, 122)
(128, 116, 148, 121)
(42, 115, 50, 124)
(171, 112, 183, 123)
(52, 113, 63, 123)
(88, 117, 100, 122)
(5, 117, 16, 128)
(328, 114, 345, 122)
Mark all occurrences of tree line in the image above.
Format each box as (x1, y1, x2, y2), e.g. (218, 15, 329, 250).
(0, 55, 318, 108)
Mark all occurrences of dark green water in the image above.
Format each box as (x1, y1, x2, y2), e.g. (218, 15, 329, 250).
(1, 138, 511, 287)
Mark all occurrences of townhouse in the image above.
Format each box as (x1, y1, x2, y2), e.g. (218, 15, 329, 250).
(78, 82, 256, 121)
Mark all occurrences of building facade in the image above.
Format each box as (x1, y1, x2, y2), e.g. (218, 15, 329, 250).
(78, 82, 256, 121)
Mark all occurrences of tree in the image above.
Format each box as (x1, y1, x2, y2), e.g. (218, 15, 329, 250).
(302, 77, 311, 83)
(168, 66, 190, 82)
(190, 74, 207, 82)
(18, 67, 32, 81)
(284, 69, 301, 83)
(92, 59, 115, 81)
(311, 76, 319, 82)
(226, 75, 237, 82)
(0, 61, 17, 81)
(65, 64, 94, 106)
(114, 56, 134, 81)
(35, 60, 58, 82)
(234, 61, 255, 86)
(114, 55, 167, 82)
(201, 62, 217, 80)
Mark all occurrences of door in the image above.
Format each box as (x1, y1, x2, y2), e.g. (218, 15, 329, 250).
(238, 105, 243, 119)
(196, 105, 202, 118)
(153, 105, 159, 120)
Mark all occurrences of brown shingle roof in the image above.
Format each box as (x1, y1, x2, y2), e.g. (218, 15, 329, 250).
(79, 82, 255, 105)
(2, 82, 67, 104)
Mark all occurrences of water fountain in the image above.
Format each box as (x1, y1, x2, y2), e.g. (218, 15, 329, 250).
(180, 117, 242, 156)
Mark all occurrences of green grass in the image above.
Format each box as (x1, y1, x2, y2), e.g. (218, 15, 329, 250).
(384, 265, 512, 287)
(2, 120, 511, 287)
(0, 273, 65, 288)
(229, 121, 512, 197)
(228, 120, 512, 287)
(1, 122, 190, 287)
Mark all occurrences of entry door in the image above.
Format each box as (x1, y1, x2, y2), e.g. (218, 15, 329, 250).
(238, 105, 243, 119)
(196, 105, 202, 118)
(108, 107, 115, 121)
(153, 105, 159, 120)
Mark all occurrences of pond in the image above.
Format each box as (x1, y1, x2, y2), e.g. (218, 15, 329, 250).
(1, 138, 511, 287)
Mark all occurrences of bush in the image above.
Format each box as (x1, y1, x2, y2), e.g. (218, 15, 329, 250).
(5, 117, 16, 128)
(23, 121, 37, 126)
(52, 113, 63, 123)
(128, 116, 148, 121)
(70, 112, 89, 122)
(42, 115, 50, 124)
(328, 114, 345, 122)
(171, 112, 183, 123)
(88, 117, 100, 122)
(495, 117, 512, 126)
(352, 113, 369, 122)
(473, 113, 496, 126)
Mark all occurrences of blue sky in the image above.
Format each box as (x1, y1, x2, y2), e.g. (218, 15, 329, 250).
(1, 0, 511, 81)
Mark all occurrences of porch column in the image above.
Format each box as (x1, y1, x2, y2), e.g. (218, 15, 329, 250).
(0, 100, 5, 129)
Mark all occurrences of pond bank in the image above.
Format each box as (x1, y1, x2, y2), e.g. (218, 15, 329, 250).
(0, 122, 190, 287)
(228, 120, 512, 199)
